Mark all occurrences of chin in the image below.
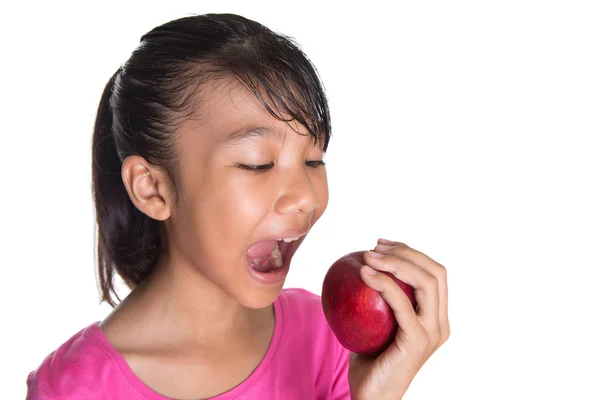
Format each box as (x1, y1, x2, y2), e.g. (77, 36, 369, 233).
(236, 286, 284, 310)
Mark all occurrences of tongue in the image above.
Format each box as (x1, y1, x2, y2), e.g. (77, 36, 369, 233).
(247, 240, 277, 259)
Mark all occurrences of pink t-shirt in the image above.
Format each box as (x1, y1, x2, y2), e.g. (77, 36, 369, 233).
(26, 288, 351, 399)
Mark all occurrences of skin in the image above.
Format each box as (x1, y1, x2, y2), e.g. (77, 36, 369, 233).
(100, 78, 450, 399)
(100, 78, 329, 399)
(351, 240, 450, 399)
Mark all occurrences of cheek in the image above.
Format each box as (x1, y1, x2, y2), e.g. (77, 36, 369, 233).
(314, 173, 330, 220)
(221, 174, 274, 220)
(192, 173, 273, 245)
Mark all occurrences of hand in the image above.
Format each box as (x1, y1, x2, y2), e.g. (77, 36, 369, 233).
(348, 239, 450, 400)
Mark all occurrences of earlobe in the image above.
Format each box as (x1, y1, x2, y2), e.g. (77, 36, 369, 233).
(121, 156, 172, 221)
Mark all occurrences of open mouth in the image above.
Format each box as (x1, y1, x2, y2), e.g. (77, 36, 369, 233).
(247, 236, 303, 274)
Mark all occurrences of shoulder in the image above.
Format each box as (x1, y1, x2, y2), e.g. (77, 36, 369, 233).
(26, 323, 122, 399)
(276, 288, 350, 397)
(277, 288, 327, 326)
(278, 287, 322, 310)
(277, 287, 345, 352)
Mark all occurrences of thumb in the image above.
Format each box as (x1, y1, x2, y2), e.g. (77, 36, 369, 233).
(360, 265, 387, 291)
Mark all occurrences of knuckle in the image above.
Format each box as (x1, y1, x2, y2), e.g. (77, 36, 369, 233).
(387, 243, 409, 257)
(441, 324, 451, 343)
(423, 273, 438, 288)
(436, 268, 448, 285)
(393, 243, 411, 254)
(436, 264, 447, 279)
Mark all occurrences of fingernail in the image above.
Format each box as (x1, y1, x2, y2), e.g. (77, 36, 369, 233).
(378, 238, 395, 245)
(363, 265, 378, 275)
(374, 244, 394, 252)
(367, 250, 384, 258)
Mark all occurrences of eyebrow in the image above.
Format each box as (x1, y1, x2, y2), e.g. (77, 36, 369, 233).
(223, 126, 286, 144)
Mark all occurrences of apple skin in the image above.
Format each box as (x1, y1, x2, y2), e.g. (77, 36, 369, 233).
(321, 251, 417, 356)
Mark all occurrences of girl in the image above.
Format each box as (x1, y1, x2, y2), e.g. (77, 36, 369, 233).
(27, 13, 449, 399)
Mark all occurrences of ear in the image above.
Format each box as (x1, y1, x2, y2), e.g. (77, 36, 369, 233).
(121, 155, 172, 221)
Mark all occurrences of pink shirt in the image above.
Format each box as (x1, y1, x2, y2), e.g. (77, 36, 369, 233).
(26, 288, 351, 399)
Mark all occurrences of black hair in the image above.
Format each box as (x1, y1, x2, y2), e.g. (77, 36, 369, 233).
(91, 13, 331, 306)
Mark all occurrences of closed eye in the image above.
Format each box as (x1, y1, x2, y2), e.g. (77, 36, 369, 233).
(236, 160, 324, 172)
(305, 160, 325, 168)
(236, 162, 274, 172)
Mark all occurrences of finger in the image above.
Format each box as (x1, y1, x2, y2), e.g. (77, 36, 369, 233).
(363, 251, 440, 343)
(375, 241, 450, 344)
(359, 264, 425, 345)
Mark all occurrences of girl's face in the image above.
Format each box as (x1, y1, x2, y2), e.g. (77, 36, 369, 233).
(165, 79, 329, 309)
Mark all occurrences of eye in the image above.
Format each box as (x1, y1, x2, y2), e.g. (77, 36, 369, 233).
(305, 160, 326, 168)
(236, 162, 274, 172)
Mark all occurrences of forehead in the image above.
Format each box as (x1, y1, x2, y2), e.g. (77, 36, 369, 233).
(182, 77, 311, 143)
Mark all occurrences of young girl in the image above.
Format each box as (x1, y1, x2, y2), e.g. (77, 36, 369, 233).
(26, 13, 449, 399)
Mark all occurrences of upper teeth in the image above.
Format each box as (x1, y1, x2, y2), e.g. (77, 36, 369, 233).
(278, 236, 301, 243)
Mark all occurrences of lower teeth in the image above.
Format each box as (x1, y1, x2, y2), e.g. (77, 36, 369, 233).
(251, 243, 283, 272)
(270, 246, 283, 268)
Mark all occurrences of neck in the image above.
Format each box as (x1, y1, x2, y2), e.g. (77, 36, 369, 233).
(105, 250, 273, 349)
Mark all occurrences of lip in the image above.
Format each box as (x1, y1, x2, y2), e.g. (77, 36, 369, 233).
(254, 228, 310, 243)
(246, 238, 302, 285)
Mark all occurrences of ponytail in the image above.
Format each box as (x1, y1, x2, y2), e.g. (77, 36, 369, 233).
(91, 69, 162, 306)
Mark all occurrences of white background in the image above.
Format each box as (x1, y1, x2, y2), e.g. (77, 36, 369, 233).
(2, 0, 599, 399)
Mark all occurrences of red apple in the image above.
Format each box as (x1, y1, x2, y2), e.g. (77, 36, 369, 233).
(321, 250, 417, 356)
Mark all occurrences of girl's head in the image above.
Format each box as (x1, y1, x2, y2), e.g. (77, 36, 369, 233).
(92, 13, 331, 308)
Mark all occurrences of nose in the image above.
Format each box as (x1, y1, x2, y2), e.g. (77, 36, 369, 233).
(274, 167, 320, 215)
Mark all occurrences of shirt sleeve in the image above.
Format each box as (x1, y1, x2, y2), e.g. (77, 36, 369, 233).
(26, 373, 52, 400)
